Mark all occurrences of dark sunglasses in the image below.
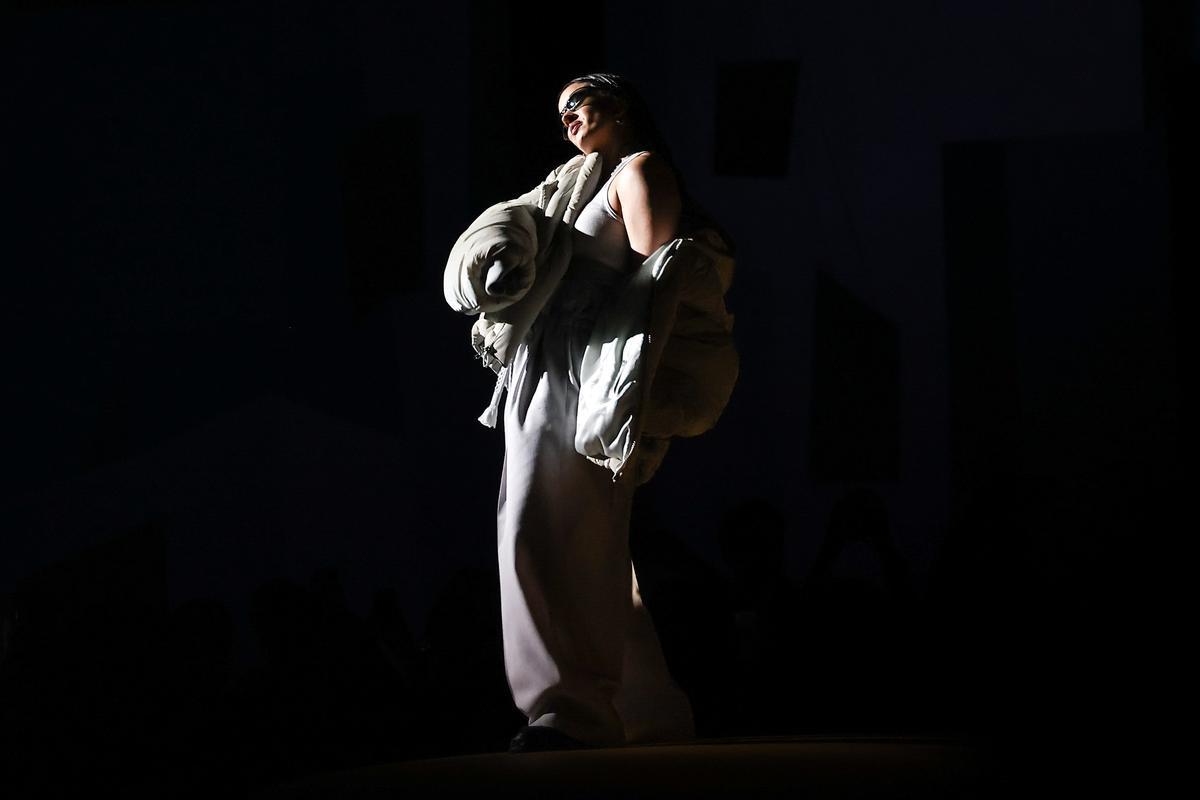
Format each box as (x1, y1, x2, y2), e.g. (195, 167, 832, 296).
(558, 85, 610, 139)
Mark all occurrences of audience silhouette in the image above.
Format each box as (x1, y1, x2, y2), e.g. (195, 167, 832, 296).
(1, 487, 1042, 796)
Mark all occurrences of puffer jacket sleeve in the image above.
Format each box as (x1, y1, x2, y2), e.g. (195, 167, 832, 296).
(572, 238, 665, 473)
(442, 200, 540, 315)
(444, 157, 590, 429)
(574, 229, 738, 484)
(639, 231, 738, 439)
(442, 162, 567, 316)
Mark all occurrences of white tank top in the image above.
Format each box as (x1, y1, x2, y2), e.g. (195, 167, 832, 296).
(571, 150, 650, 274)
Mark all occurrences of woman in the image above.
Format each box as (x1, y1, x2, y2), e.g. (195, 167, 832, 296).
(498, 73, 702, 753)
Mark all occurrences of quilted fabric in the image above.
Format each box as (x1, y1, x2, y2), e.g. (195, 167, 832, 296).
(442, 199, 540, 315)
(574, 230, 738, 484)
(444, 152, 738, 484)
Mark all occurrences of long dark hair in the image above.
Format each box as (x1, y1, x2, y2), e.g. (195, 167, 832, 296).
(557, 72, 737, 257)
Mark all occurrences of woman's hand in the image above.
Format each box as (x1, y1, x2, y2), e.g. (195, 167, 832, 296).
(616, 153, 682, 259)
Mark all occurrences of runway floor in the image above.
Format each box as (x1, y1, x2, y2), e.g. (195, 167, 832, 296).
(253, 735, 1004, 799)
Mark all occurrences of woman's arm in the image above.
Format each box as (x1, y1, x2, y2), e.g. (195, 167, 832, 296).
(616, 153, 682, 259)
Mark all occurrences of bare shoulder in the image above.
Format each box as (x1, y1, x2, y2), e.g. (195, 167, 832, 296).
(612, 151, 680, 216)
(614, 151, 684, 256)
(619, 151, 677, 189)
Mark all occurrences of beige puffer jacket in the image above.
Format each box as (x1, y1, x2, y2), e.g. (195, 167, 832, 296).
(444, 152, 738, 485)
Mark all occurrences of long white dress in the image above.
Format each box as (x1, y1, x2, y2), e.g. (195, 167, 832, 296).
(496, 151, 696, 746)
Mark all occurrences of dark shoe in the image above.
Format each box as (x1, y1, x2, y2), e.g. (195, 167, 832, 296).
(508, 724, 589, 753)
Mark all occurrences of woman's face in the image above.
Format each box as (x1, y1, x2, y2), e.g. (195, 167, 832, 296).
(557, 81, 624, 154)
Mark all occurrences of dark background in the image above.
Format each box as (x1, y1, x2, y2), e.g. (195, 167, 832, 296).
(2, 0, 1189, 795)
